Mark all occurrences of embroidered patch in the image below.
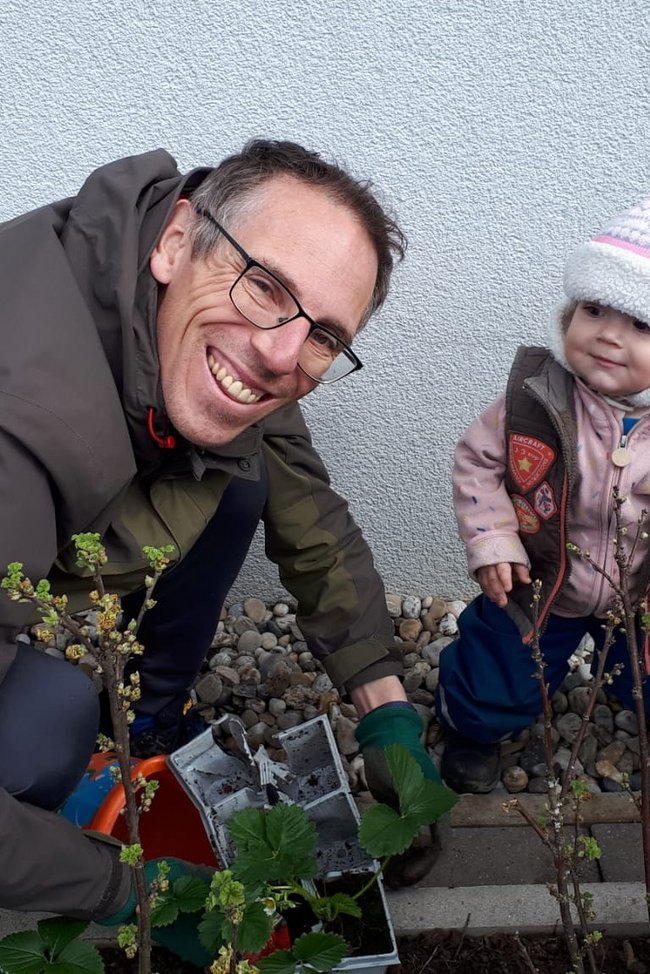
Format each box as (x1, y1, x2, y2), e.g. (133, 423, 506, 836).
(533, 480, 557, 521)
(512, 494, 541, 535)
(508, 433, 556, 492)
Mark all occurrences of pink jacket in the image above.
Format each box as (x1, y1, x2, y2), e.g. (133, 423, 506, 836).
(454, 378, 650, 618)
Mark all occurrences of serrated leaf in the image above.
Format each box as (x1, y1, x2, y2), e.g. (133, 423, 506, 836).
(284, 855, 317, 882)
(400, 777, 458, 830)
(198, 910, 227, 955)
(237, 901, 274, 955)
(385, 744, 425, 812)
(0, 931, 48, 974)
(292, 931, 348, 971)
(51, 939, 104, 974)
(358, 803, 413, 857)
(173, 875, 211, 913)
(233, 845, 279, 885)
(229, 808, 267, 851)
(150, 896, 180, 928)
(257, 948, 297, 974)
(265, 805, 317, 862)
(311, 892, 361, 921)
(37, 918, 88, 955)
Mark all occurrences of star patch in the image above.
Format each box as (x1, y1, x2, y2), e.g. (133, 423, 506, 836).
(512, 494, 541, 535)
(534, 480, 557, 521)
(508, 434, 556, 492)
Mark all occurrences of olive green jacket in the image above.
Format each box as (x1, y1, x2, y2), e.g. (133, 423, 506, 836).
(0, 150, 400, 694)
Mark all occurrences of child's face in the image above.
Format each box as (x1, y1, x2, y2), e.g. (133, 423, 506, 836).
(564, 302, 650, 398)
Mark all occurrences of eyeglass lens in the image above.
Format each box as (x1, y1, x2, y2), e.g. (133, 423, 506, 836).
(233, 266, 355, 382)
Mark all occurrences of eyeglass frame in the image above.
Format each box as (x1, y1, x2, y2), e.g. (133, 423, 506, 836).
(192, 205, 364, 384)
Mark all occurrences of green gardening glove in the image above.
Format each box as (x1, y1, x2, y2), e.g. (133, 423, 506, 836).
(98, 857, 214, 968)
(355, 702, 447, 809)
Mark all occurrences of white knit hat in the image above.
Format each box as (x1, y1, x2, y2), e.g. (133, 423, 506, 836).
(550, 197, 650, 407)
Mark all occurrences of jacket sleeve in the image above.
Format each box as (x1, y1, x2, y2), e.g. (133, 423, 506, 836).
(260, 404, 401, 693)
(0, 429, 60, 687)
(454, 394, 530, 576)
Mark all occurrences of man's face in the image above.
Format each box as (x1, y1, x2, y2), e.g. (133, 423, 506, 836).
(150, 175, 378, 448)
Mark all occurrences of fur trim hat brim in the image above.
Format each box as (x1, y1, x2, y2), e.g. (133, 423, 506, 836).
(564, 238, 650, 326)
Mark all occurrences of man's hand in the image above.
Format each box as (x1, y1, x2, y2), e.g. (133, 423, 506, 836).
(355, 702, 456, 888)
(355, 702, 445, 808)
(477, 562, 531, 608)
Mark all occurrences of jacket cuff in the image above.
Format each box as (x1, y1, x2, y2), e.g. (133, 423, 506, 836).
(322, 636, 403, 694)
(466, 533, 530, 577)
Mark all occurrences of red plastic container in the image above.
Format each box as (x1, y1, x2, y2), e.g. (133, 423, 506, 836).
(90, 754, 218, 866)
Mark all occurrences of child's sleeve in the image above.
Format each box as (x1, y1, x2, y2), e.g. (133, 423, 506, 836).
(453, 394, 530, 577)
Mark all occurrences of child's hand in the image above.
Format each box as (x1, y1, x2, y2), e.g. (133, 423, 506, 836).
(477, 563, 532, 608)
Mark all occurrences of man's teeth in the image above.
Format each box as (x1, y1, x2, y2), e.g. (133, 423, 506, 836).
(208, 355, 261, 403)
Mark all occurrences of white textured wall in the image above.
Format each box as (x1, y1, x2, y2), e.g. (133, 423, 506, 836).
(2, 0, 649, 600)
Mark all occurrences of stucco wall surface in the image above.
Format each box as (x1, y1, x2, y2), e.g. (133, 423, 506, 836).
(1, 0, 649, 600)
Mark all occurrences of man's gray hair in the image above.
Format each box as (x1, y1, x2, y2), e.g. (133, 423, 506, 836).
(188, 139, 406, 320)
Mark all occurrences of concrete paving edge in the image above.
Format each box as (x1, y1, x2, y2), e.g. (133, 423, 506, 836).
(387, 883, 650, 937)
(2, 883, 649, 944)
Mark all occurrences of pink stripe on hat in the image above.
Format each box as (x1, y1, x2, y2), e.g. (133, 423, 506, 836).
(593, 233, 650, 260)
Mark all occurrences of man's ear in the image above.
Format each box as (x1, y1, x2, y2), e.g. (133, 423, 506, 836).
(150, 199, 193, 284)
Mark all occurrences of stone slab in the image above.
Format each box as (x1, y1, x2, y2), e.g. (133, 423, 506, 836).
(591, 823, 644, 883)
(450, 792, 641, 828)
(419, 822, 600, 888)
(387, 882, 650, 937)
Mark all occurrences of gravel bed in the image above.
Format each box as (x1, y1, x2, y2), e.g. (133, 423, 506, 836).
(30, 594, 643, 797)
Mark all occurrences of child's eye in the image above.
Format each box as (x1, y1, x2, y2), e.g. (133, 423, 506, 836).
(581, 303, 603, 317)
(632, 318, 650, 333)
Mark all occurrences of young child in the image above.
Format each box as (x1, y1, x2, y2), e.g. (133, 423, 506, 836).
(437, 196, 650, 793)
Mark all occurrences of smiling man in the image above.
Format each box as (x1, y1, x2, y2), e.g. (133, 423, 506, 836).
(0, 142, 450, 954)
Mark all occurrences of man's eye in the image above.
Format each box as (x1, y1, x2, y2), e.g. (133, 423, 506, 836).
(248, 274, 277, 299)
(310, 329, 341, 354)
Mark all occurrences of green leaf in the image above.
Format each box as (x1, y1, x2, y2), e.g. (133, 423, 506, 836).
(265, 805, 317, 862)
(385, 744, 425, 813)
(50, 939, 104, 974)
(150, 896, 180, 928)
(292, 931, 348, 971)
(358, 803, 413, 857)
(229, 808, 267, 851)
(311, 892, 361, 922)
(0, 930, 48, 974)
(37, 919, 88, 955)
(400, 777, 458, 830)
(237, 901, 274, 956)
(173, 875, 211, 913)
(257, 948, 297, 974)
(198, 910, 227, 955)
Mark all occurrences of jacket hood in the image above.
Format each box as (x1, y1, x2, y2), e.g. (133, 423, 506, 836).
(58, 150, 264, 476)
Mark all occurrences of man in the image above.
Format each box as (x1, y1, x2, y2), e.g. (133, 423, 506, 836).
(0, 141, 449, 956)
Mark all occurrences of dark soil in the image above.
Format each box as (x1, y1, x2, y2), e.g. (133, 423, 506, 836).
(101, 932, 650, 972)
(394, 931, 650, 974)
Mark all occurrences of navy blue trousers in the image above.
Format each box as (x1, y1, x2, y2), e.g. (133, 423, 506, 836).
(437, 594, 650, 744)
(0, 472, 267, 809)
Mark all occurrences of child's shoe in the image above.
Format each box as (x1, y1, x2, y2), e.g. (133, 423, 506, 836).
(440, 729, 501, 793)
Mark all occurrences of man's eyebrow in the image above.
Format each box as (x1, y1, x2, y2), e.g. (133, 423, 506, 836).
(257, 254, 355, 344)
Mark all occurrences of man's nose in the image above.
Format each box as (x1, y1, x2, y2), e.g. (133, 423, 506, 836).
(250, 317, 311, 375)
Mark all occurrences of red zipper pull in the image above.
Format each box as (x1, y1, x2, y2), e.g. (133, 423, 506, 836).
(147, 407, 177, 450)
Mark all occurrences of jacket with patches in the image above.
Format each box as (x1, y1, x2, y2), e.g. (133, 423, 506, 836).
(0, 150, 400, 692)
(453, 346, 650, 638)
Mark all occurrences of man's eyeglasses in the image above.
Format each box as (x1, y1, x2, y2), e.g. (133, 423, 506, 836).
(193, 205, 363, 384)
